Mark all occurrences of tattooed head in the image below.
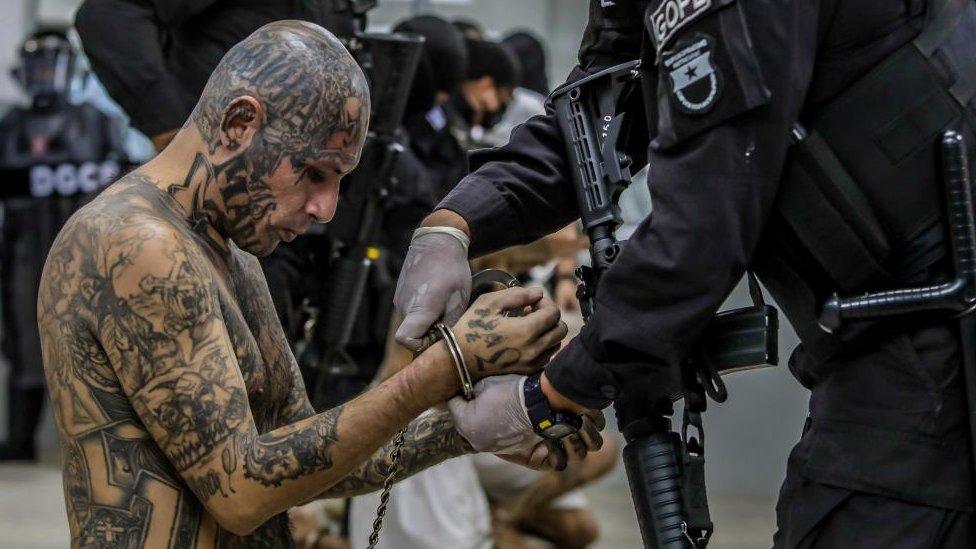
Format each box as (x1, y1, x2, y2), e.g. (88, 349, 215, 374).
(188, 20, 370, 256)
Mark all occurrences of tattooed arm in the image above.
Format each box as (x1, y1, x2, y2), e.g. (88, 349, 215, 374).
(233, 251, 473, 498)
(103, 222, 465, 535)
(318, 409, 472, 498)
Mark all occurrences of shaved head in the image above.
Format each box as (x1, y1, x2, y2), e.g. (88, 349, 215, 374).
(192, 20, 370, 170)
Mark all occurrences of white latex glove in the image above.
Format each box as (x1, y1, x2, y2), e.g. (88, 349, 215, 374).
(448, 375, 536, 455)
(394, 230, 471, 351)
(448, 375, 604, 470)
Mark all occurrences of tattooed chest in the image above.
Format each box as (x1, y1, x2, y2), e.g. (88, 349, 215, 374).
(216, 291, 288, 431)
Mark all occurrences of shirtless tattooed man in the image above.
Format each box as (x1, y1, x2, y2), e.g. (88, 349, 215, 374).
(37, 21, 592, 547)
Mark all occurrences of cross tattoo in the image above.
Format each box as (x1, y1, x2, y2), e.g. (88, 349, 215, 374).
(97, 521, 126, 543)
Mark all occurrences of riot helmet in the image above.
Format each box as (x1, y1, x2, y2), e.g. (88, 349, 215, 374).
(12, 29, 80, 109)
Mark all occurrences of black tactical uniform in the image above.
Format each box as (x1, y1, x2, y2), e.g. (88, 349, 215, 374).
(0, 30, 127, 460)
(438, 0, 976, 544)
(404, 108, 468, 201)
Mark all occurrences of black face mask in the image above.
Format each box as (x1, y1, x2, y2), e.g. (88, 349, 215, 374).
(403, 58, 438, 118)
(449, 89, 511, 131)
(480, 103, 507, 130)
(449, 90, 476, 127)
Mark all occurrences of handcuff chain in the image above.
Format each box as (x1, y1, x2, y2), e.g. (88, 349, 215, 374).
(366, 426, 407, 549)
(367, 269, 519, 547)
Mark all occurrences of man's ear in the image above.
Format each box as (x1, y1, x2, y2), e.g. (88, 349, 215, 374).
(218, 96, 264, 154)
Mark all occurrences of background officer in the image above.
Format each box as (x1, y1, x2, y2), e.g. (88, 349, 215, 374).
(74, 0, 356, 152)
(397, 14, 470, 201)
(393, 0, 976, 545)
(448, 37, 520, 148)
(0, 28, 126, 461)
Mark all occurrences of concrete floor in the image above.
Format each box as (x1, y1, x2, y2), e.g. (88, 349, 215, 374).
(0, 460, 777, 549)
(585, 469, 777, 549)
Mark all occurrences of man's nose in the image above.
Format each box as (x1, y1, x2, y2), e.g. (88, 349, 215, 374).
(306, 182, 339, 223)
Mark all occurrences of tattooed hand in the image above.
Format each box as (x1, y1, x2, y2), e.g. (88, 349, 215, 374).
(454, 287, 567, 381)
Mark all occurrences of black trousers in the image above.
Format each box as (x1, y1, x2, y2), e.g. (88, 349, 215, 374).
(2, 197, 83, 389)
(773, 457, 975, 548)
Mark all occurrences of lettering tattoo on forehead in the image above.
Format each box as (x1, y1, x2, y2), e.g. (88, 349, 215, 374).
(293, 96, 365, 172)
(193, 23, 369, 167)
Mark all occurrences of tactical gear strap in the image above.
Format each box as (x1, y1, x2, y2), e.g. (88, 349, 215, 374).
(950, 57, 976, 108)
(753, 236, 842, 364)
(746, 271, 765, 306)
(913, 0, 967, 57)
(779, 135, 891, 292)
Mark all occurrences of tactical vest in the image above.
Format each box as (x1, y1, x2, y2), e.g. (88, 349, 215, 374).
(0, 103, 127, 200)
(758, 0, 976, 362)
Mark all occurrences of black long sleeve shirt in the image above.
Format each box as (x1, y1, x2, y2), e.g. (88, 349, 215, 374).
(75, 0, 354, 137)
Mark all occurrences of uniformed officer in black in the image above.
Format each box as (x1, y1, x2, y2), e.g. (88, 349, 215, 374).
(393, 0, 976, 545)
(397, 15, 471, 202)
(74, 0, 356, 151)
(0, 29, 126, 461)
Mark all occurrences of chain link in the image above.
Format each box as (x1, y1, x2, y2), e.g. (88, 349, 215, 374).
(366, 271, 516, 548)
(366, 426, 407, 549)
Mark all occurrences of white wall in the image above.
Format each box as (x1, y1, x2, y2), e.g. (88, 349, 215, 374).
(0, 0, 32, 105)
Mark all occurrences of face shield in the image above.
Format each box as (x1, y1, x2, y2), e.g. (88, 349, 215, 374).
(17, 33, 77, 106)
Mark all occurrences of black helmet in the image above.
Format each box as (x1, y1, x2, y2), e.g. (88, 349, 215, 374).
(502, 31, 549, 96)
(393, 15, 468, 116)
(13, 28, 82, 108)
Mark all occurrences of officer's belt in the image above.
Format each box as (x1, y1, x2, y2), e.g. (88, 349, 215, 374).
(768, 0, 976, 359)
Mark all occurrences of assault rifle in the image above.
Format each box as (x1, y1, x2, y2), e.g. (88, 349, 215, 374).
(299, 32, 424, 410)
(550, 60, 779, 548)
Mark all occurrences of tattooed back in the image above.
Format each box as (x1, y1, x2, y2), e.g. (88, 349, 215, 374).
(38, 174, 311, 547)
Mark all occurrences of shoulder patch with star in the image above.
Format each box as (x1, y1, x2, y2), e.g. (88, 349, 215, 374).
(662, 33, 722, 114)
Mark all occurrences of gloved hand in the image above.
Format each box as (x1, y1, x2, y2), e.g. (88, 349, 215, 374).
(394, 228, 472, 351)
(449, 375, 604, 471)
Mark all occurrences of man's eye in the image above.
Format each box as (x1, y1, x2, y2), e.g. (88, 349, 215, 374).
(305, 167, 326, 183)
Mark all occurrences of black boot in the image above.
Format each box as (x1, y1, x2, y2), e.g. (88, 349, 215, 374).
(0, 386, 44, 461)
